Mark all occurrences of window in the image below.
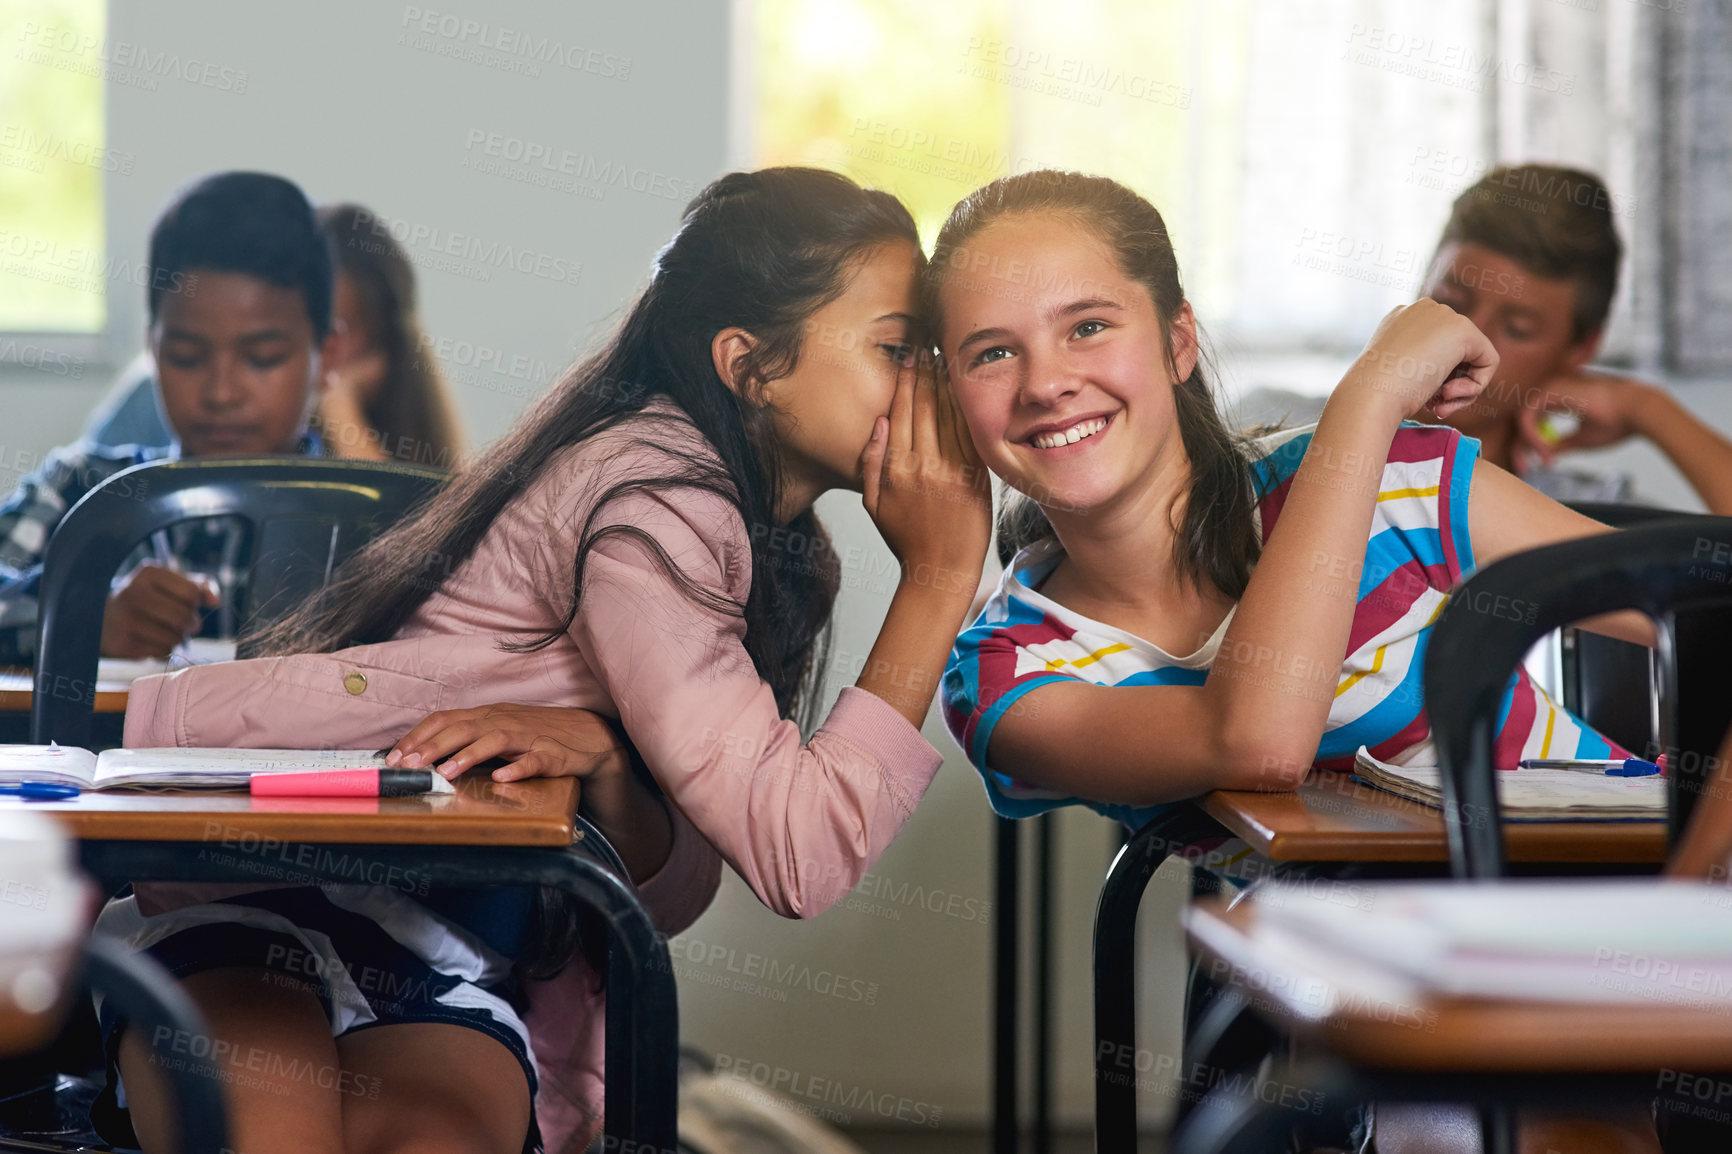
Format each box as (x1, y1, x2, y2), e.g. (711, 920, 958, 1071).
(0, 0, 110, 333)
(751, 0, 1638, 392)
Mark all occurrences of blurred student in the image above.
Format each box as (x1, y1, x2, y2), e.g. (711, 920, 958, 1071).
(308, 203, 465, 468)
(81, 204, 465, 470)
(0, 171, 332, 664)
(1421, 163, 1732, 511)
(1239, 164, 1732, 514)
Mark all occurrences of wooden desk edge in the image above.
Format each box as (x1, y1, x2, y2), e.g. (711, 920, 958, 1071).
(1202, 775, 1668, 864)
(16, 774, 581, 848)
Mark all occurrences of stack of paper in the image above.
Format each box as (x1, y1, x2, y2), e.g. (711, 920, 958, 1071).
(1250, 879, 1732, 1007)
(1352, 746, 1664, 821)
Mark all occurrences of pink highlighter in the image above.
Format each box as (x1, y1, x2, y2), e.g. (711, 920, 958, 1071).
(249, 769, 436, 798)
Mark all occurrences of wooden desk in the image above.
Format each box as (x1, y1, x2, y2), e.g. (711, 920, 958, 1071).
(0, 668, 129, 714)
(4, 773, 580, 846)
(1202, 771, 1667, 865)
(1185, 896, 1732, 1073)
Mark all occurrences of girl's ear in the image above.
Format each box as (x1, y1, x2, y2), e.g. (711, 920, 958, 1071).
(1170, 301, 1200, 382)
(711, 327, 760, 402)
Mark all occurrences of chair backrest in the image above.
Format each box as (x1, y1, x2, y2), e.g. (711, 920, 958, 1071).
(1559, 503, 1698, 751)
(1424, 517, 1732, 878)
(33, 458, 447, 747)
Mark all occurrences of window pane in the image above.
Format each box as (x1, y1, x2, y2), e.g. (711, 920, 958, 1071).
(756, 0, 1011, 246)
(0, 0, 108, 332)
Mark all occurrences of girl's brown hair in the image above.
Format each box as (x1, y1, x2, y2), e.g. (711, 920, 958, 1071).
(924, 170, 1262, 599)
(317, 203, 466, 467)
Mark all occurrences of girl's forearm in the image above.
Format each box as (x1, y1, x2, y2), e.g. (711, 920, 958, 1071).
(858, 572, 980, 730)
(1205, 385, 1400, 772)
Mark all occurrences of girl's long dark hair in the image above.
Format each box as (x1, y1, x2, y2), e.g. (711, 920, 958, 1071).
(253, 168, 921, 976)
(924, 171, 1262, 596)
(316, 203, 466, 467)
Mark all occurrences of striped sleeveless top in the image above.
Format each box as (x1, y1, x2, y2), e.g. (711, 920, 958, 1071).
(941, 422, 1626, 827)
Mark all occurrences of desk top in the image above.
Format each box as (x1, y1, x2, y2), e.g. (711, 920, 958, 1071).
(0, 669, 129, 714)
(1186, 897, 1732, 1072)
(1202, 771, 1667, 864)
(2, 773, 580, 847)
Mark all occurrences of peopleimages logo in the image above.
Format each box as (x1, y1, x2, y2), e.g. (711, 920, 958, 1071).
(400, 7, 631, 80)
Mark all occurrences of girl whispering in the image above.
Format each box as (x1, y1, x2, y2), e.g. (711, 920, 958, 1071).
(103, 168, 989, 1154)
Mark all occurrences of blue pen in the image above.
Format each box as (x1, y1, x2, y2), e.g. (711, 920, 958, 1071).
(0, 782, 82, 800)
(1518, 757, 1662, 777)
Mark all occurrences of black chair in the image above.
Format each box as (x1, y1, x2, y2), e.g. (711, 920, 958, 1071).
(32, 457, 447, 749)
(1431, 516, 1732, 876)
(1173, 518, 1732, 1154)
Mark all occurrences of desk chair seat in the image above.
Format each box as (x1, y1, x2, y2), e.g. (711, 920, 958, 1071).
(1171, 517, 1732, 1154)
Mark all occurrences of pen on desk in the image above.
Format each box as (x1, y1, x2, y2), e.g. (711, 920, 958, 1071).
(1517, 757, 1662, 777)
(249, 769, 436, 798)
(0, 782, 82, 801)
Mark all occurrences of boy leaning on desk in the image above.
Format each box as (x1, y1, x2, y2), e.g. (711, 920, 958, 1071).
(0, 171, 333, 668)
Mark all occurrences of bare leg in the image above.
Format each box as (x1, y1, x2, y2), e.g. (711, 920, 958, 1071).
(117, 966, 345, 1154)
(338, 1021, 532, 1154)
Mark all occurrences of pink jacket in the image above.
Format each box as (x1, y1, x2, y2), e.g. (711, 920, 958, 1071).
(123, 406, 943, 1152)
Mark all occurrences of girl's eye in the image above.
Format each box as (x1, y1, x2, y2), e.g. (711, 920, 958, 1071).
(248, 355, 289, 370)
(1503, 323, 1536, 342)
(880, 342, 912, 363)
(971, 346, 1012, 368)
(163, 354, 202, 371)
(1073, 320, 1107, 339)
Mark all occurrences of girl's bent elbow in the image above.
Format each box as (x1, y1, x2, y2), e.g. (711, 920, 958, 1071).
(1219, 736, 1313, 790)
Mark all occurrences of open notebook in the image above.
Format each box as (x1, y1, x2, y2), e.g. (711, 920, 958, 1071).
(0, 745, 455, 793)
(1351, 746, 1664, 821)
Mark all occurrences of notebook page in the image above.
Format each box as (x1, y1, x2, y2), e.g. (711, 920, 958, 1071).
(93, 748, 389, 789)
(0, 745, 98, 788)
(1352, 746, 1664, 819)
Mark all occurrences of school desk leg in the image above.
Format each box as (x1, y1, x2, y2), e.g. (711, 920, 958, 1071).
(993, 814, 1020, 1153)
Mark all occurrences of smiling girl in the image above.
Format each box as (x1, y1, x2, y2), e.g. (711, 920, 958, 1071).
(932, 170, 1649, 828)
(929, 164, 1663, 1154)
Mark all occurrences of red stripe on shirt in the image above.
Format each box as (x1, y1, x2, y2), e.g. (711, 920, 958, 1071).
(1493, 677, 1538, 771)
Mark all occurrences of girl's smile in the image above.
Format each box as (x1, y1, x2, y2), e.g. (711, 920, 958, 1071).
(1021, 410, 1115, 452)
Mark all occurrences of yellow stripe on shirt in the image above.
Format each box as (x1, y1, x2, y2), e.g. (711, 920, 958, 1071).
(1335, 641, 1388, 698)
(1045, 642, 1131, 673)
(1378, 485, 1440, 502)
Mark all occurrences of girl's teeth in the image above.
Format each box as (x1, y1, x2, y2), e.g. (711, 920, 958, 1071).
(1033, 417, 1105, 449)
